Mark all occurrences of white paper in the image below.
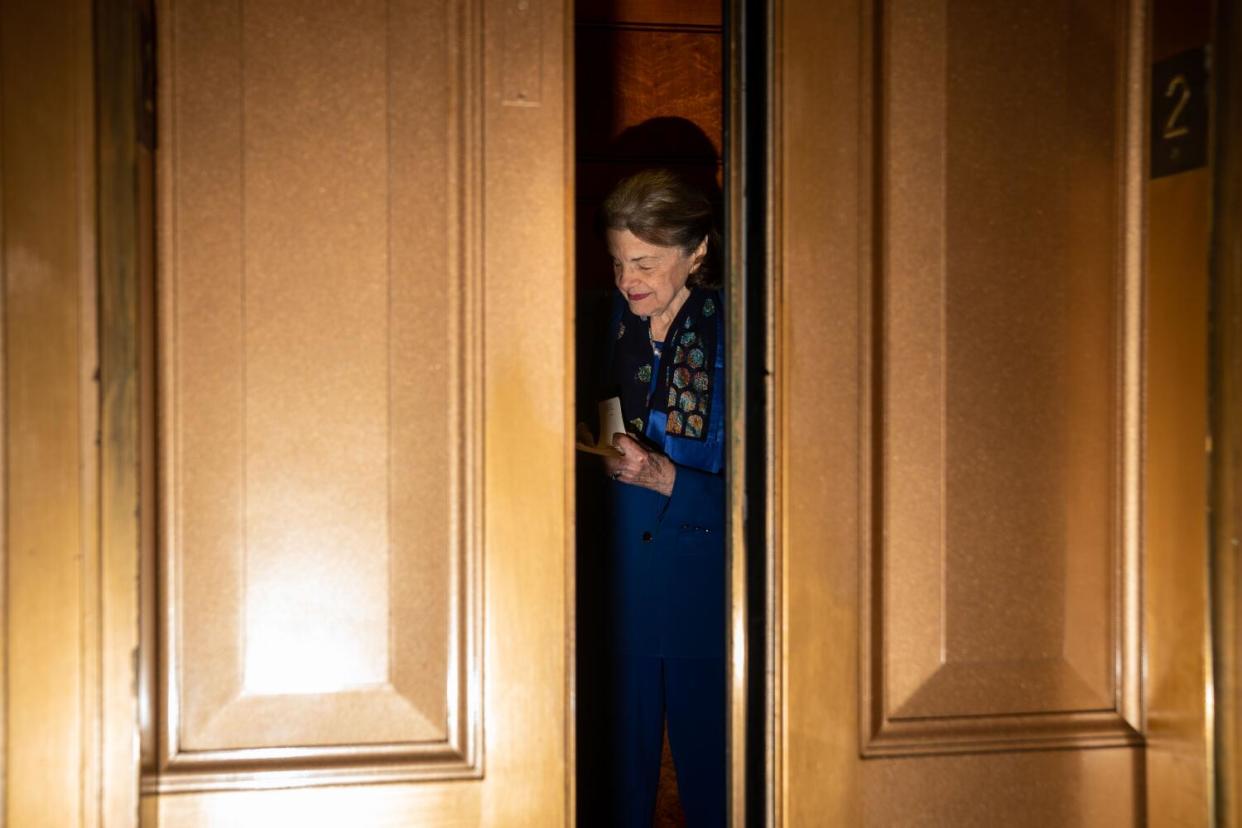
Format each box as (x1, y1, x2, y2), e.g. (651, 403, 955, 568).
(575, 396, 625, 456)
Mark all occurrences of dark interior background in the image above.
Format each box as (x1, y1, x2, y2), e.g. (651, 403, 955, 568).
(574, 1, 723, 825)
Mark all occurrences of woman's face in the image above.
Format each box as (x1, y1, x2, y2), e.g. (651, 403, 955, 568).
(606, 228, 705, 320)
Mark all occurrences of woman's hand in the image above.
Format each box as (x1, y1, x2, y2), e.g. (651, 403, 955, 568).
(602, 433, 676, 497)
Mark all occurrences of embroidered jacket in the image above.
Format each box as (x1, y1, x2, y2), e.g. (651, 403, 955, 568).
(600, 288, 726, 658)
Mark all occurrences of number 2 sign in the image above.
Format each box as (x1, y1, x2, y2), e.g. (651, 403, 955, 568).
(1151, 46, 1209, 179)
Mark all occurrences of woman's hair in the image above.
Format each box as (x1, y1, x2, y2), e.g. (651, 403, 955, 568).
(599, 169, 722, 289)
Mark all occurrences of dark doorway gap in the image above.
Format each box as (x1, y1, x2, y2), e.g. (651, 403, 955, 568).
(573, 1, 730, 825)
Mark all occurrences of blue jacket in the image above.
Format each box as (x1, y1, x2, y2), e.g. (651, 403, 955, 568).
(602, 293, 725, 659)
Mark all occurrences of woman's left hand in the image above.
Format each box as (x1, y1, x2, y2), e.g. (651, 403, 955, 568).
(602, 433, 676, 497)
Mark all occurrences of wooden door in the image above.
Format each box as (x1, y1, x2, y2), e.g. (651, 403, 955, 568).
(136, 0, 574, 824)
(1, 1, 112, 825)
(774, 0, 1214, 823)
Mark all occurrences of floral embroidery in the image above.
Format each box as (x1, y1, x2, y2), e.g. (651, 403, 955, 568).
(615, 289, 717, 446)
(667, 410, 684, 434)
(655, 296, 716, 442)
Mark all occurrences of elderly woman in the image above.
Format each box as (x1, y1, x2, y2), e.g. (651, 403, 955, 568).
(590, 169, 725, 826)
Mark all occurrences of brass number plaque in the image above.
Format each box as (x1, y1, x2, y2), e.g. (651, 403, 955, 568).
(1151, 46, 1209, 178)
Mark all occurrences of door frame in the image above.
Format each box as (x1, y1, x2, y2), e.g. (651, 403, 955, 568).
(724, 0, 777, 824)
(1211, 0, 1242, 820)
(726, 0, 801, 824)
(96, 0, 148, 821)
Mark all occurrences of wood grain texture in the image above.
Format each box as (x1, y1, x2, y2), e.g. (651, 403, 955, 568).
(862, 0, 1143, 755)
(777, 0, 865, 821)
(143, 0, 571, 819)
(97, 0, 146, 821)
(1144, 167, 1212, 828)
(152, 0, 478, 784)
(576, 0, 720, 27)
(1142, 2, 1214, 822)
(575, 28, 721, 158)
(573, 12, 722, 291)
(777, 0, 1166, 822)
(2, 0, 101, 824)
(1212, 0, 1242, 821)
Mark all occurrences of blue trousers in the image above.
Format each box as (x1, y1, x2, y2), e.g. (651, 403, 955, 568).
(603, 655, 725, 827)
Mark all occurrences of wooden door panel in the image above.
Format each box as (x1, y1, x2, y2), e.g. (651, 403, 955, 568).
(776, 0, 1208, 822)
(864, 0, 1139, 753)
(156, 0, 472, 778)
(143, 0, 571, 820)
(1, 1, 103, 823)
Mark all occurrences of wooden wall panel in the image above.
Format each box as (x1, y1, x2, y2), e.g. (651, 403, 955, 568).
(1, 0, 102, 824)
(97, 0, 148, 821)
(151, 0, 481, 789)
(576, 0, 720, 27)
(1143, 1, 1215, 821)
(778, 0, 1162, 821)
(576, 29, 722, 159)
(143, 0, 572, 821)
(1212, 0, 1242, 821)
(861, 0, 1143, 755)
(572, 3, 721, 292)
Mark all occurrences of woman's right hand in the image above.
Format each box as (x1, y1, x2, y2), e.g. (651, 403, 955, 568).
(602, 433, 676, 497)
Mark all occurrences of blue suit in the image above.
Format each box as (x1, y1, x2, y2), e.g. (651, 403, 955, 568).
(599, 293, 726, 826)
